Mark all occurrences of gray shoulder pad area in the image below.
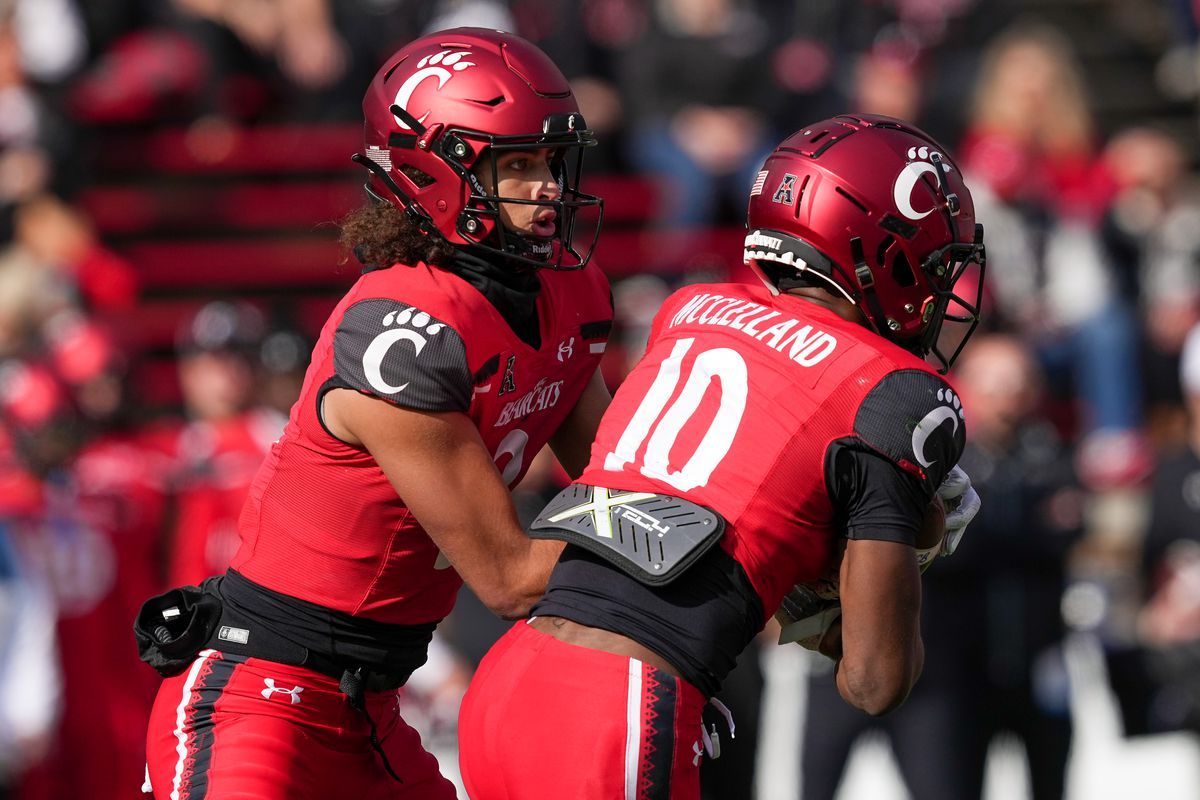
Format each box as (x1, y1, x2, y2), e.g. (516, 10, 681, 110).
(853, 368, 966, 494)
(332, 299, 472, 412)
(530, 484, 725, 586)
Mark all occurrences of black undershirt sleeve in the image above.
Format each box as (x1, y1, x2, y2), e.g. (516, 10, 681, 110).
(826, 441, 930, 546)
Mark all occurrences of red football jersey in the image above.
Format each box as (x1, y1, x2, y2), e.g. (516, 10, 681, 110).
(579, 282, 964, 617)
(232, 262, 611, 624)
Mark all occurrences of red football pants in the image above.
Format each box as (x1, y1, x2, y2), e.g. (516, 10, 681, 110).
(458, 621, 706, 800)
(145, 650, 457, 800)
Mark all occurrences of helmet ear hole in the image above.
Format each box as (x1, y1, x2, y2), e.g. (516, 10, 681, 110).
(399, 165, 435, 188)
(892, 252, 916, 287)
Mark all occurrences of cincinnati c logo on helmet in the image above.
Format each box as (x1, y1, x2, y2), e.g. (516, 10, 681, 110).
(393, 50, 476, 131)
(893, 146, 954, 221)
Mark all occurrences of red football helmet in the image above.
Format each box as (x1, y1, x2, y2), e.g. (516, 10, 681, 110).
(356, 28, 602, 269)
(744, 114, 985, 371)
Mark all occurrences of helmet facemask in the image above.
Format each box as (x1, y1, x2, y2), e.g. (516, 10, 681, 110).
(913, 224, 986, 372)
(450, 115, 603, 270)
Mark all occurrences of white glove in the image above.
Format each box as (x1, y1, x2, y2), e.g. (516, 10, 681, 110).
(936, 465, 980, 557)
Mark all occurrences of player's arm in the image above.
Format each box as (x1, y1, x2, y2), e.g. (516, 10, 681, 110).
(820, 443, 936, 715)
(548, 369, 611, 478)
(829, 368, 968, 713)
(832, 534, 923, 715)
(324, 388, 563, 619)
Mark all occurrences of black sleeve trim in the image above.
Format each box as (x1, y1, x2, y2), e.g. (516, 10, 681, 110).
(315, 376, 355, 444)
(824, 438, 928, 546)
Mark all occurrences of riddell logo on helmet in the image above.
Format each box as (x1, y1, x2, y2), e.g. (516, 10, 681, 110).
(744, 232, 782, 251)
(393, 50, 477, 131)
(893, 146, 953, 222)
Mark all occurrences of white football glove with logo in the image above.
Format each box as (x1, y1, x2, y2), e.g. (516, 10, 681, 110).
(936, 464, 980, 558)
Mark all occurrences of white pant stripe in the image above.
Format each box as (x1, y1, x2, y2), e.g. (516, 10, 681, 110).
(624, 658, 643, 800)
(170, 649, 217, 800)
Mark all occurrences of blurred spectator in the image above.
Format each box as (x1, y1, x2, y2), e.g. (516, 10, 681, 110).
(1103, 126, 1200, 436)
(173, 0, 348, 92)
(617, 0, 778, 226)
(156, 0, 431, 124)
(165, 300, 283, 586)
(426, 0, 512, 33)
(603, 273, 672, 386)
(801, 335, 1084, 800)
(514, 0, 630, 171)
(959, 23, 1150, 490)
(0, 523, 59, 800)
(0, 194, 138, 358)
(0, 18, 51, 201)
(66, 27, 208, 125)
(256, 323, 311, 418)
(10, 0, 87, 86)
(0, 339, 168, 800)
(850, 36, 924, 123)
(1134, 323, 1200, 734)
(0, 360, 81, 478)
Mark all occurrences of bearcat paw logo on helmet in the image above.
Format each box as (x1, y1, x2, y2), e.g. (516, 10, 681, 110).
(362, 308, 446, 395)
(893, 146, 955, 222)
(393, 50, 477, 131)
(911, 388, 965, 468)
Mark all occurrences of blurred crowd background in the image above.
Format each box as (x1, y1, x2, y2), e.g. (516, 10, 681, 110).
(1, 0, 1199, 798)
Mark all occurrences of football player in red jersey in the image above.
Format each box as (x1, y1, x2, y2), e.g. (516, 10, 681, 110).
(138, 28, 612, 800)
(459, 115, 986, 799)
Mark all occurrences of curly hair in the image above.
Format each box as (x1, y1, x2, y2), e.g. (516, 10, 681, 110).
(338, 201, 456, 269)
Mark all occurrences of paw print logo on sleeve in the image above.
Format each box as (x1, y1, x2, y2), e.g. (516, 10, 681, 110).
(912, 387, 965, 468)
(363, 307, 446, 395)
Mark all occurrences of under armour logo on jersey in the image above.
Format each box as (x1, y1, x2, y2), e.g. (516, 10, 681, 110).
(362, 307, 446, 395)
(557, 337, 575, 362)
(912, 388, 965, 468)
(498, 354, 518, 396)
(261, 679, 305, 704)
(772, 173, 798, 205)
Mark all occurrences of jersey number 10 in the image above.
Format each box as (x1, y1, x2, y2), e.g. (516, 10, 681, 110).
(603, 338, 748, 492)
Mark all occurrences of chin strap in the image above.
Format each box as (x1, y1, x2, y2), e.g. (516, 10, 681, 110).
(849, 237, 891, 340)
